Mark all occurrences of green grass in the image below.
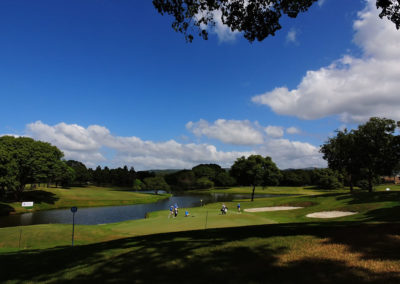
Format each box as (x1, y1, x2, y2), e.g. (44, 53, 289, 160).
(1, 186, 400, 283)
(194, 185, 347, 195)
(0, 186, 169, 215)
(1, 223, 399, 283)
(1, 189, 399, 250)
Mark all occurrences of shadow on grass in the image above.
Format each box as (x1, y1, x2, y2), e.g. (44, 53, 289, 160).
(22, 190, 59, 205)
(363, 205, 400, 222)
(0, 203, 15, 216)
(1, 222, 399, 283)
(335, 191, 400, 204)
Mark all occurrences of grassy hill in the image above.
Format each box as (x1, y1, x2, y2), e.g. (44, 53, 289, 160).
(0, 186, 399, 283)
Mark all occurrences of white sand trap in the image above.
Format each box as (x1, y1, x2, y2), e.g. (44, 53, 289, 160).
(306, 211, 358, 218)
(244, 206, 303, 212)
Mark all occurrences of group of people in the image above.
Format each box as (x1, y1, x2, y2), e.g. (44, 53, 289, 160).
(221, 203, 241, 215)
(169, 203, 178, 218)
(169, 203, 190, 218)
(169, 202, 241, 218)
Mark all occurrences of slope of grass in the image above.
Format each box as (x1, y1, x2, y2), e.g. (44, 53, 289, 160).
(195, 185, 346, 195)
(1, 190, 399, 251)
(1, 222, 399, 283)
(0, 186, 169, 215)
(1, 188, 400, 283)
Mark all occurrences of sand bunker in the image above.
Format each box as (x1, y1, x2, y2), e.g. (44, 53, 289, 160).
(306, 211, 357, 218)
(244, 206, 303, 212)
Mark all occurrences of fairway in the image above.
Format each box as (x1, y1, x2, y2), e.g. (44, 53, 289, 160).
(0, 187, 400, 283)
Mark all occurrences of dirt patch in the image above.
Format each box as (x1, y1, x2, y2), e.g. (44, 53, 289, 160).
(306, 211, 358, 218)
(244, 206, 303, 212)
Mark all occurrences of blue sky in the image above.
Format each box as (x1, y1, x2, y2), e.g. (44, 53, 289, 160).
(1, 0, 400, 170)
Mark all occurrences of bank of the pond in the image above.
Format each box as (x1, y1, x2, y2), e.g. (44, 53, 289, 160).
(1, 190, 400, 252)
(0, 191, 283, 227)
(0, 186, 170, 216)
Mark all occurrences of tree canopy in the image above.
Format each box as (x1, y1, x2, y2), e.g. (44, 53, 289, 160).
(321, 117, 400, 192)
(153, 0, 400, 42)
(230, 155, 281, 201)
(144, 176, 170, 194)
(0, 136, 65, 199)
(66, 160, 90, 186)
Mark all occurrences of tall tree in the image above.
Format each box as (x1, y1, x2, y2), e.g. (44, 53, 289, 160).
(230, 155, 281, 201)
(0, 136, 64, 200)
(321, 117, 400, 192)
(144, 176, 170, 194)
(66, 160, 89, 186)
(320, 129, 359, 191)
(153, 0, 400, 42)
(354, 117, 400, 192)
(0, 147, 18, 199)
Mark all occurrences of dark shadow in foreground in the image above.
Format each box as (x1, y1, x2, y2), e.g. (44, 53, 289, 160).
(0, 222, 399, 283)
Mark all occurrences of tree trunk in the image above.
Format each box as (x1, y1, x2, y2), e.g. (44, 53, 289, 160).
(251, 184, 256, 202)
(368, 170, 373, 193)
(0, 186, 5, 201)
(349, 174, 353, 192)
(16, 184, 25, 201)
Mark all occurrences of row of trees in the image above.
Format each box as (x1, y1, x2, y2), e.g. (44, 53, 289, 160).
(321, 117, 400, 192)
(280, 168, 343, 189)
(2, 117, 398, 200)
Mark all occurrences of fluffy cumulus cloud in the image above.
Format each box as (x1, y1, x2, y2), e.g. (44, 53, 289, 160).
(265, 125, 284, 138)
(259, 139, 325, 169)
(21, 121, 324, 170)
(286, 126, 301, 134)
(26, 121, 106, 166)
(26, 121, 254, 170)
(186, 119, 264, 145)
(252, 0, 400, 123)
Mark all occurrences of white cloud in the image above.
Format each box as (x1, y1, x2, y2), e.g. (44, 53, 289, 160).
(26, 121, 254, 170)
(265, 125, 284, 138)
(18, 120, 326, 170)
(186, 119, 264, 145)
(286, 28, 297, 43)
(212, 10, 240, 42)
(196, 9, 239, 43)
(286, 127, 301, 134)
(258, 139, 325, 169)
(252, 0, 400, 123)
(0, 134, 22, 138)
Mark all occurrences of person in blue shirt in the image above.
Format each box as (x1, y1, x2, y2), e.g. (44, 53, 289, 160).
(237, 203, 241, 212)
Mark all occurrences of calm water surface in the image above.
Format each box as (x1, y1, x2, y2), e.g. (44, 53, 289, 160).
(0, 192, 283, 228)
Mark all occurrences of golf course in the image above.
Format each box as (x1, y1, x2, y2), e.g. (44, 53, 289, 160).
(0, 185, 399, 283)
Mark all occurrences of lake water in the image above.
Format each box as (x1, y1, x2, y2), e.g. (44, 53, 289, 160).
(0, 192, 282, 228)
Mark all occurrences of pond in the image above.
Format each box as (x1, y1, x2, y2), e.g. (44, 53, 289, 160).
(0, 192, 283, 228)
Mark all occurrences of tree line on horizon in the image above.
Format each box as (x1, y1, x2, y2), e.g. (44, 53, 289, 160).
(1, 117, 400, 201)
